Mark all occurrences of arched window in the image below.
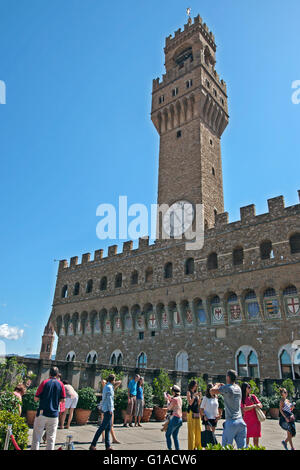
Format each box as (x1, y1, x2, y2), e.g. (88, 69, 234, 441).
(207, 252, 218, 270)
(283, 285, 297, 296)
(175, 351, 189, 372)
(236, 346, 260, 378)
(86, 279, 93, 293)
(131, 270, 138, 285)
(194, 299, 207, 324)
(66, 351, 76, 362)
(290, 233, 300, 254)
(260, 240, 273, 260)
(86, 350, 98, 364)
(233, 247, 244, 266)
(110, 350, 123, 366)
(280, 350, 293, 379)
(61, 285, 68, 298)
(100, 276, 107, 291)
(185, 258, 194, 275)
(145, 267, 153, 283)
(264, 288, 276, 297)
(73, 282, 80, 296)
(164, 262, 173, 279)
(137, 352, 147, 369)
(115, 273, 122, 288)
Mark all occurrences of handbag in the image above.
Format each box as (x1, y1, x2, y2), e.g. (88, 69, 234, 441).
(251, 396, 266, 422)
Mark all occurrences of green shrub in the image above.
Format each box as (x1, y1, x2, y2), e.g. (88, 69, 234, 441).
(282, 379, 295, 398)
(268, 395, 280, 409)
(143, 383, 154, 408)
(76, 388, 97, 410)
(22, 388, 39, 412)
(295, 399, 300, 411)
(114, 389, 128, 423)
(217, 394, 225, 410)
(182, 397, 189, 412)
(0, 410, 29, 450)
(0, 392, 21, 414)
(152, 369, 173, 408)
(259, 396, 270, 412)
(204, 443, 266, 450)
(100, 369, 124, 386)
(0, 356, 35, 392)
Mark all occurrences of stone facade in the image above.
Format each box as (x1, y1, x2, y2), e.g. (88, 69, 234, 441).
(40, 15, 300, 381)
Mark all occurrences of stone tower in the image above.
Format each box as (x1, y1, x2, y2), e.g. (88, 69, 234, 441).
(39, 319, 55, 360)
(151, 15, 229, 231)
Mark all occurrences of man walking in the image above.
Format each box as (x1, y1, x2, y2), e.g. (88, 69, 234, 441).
(211, 370, 247, 449)
(31, 366, 66, 450)
(89, 374, 116, 450)
(123, 374, 140, 428)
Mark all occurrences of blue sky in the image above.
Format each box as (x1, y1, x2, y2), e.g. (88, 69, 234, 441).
(0, 0, 299, 356)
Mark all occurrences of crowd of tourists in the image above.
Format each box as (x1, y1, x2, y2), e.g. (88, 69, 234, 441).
(23, 367, 296, 450)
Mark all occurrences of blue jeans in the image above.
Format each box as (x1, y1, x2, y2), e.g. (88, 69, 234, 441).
(91, 411, 112, 449)
(166, 416, 183, 450)
(222, 418, 247, 449)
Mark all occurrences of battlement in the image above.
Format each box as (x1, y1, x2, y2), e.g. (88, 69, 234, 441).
(58, 191, 300, 272)
(165, 15, 216, 52)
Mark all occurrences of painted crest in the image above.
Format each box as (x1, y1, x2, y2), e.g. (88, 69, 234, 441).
(186, 309, 193, 324)
(125, 315, 132, 330)
(247, 301, 260, 319)
(149, 314, 157, 328)
(85, 320, 92, 335)
(162, 311, 168, 327)
(213, 307, 223, 322)
(60, 325, 65, 336)
(115, 316, 121, 330)
(94, 318, 101, 333)
(265, 299, 280, 316)
(77, 321, 82, 335)
(136, 315, 144, 330)
(173, 311, 181, 325)
(287, 297, 300, 315)
(197, 308, 206, 324)
(68, 322, 74, 336)
(105, 320, 111, 332)
(230, 304, 241, 321)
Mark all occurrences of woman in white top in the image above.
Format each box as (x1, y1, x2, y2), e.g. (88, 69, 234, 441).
(61, 380, 78, 429)
(200, 383, 221, 433)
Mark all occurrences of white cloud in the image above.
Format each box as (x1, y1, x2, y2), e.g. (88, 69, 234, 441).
(0, 324, 24, 340)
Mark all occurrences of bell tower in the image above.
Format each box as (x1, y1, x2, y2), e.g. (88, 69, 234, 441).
(40, 318, 55, 360)
(151, 15, 229, 230)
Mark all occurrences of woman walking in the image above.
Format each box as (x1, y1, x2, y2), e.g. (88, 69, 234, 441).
(200, 383, 220, 434)
(165, 385, 183, 451)
(135, 377, 144, 427)
(187, 380, 202, 450)
(279, 387, 296, 450)
(241, 382, 262, 447)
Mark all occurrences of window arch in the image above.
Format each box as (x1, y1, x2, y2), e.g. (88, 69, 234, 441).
(100, 276, 107, 291)
(145, 267, 153, 283)
(164, 262, 173, 279)
(86, 350, 98, 364)
(233, 247, 244, 266)
(264, 287, 276, 297)
(236, 346, 260, 378)
(66, 351, 76, 362)
(260, 240, 273, 260)
(61, 285, 68, 298)
(279, 349, 293, 379)
(86, 279, 93, 293)
(115, 273, 122, 288)
(278, 344, 300, 379)
(131, 270, 138, 285)
(110, 349, 123, 366)
(185, 258, 194, 275)
(207, 252, 218, 270)
(73, 282, 80, 296)
(290, 233, 300, 254)
(175, 351, 189, 372)
(137, 352, 147, 369)
(283, 285, 297, 296)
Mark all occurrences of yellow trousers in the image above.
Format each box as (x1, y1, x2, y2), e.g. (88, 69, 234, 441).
(187, 411, 202, 450)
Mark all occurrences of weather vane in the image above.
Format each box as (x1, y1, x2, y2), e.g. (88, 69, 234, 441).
(187, 7, 191, 18)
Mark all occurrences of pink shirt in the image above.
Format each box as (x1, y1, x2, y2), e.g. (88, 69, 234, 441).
(168, 396, 182, 418)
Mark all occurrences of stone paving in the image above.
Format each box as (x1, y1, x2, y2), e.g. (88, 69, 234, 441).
(28, 419, 300, 450)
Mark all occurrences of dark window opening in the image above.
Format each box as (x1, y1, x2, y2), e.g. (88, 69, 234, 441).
(233, 248, 244, 266)
(260, 240, 273, 260)
(164, 262, 173, 279)
(115, 273, 122, 288)
(290, 233, 300, 254)
(207, 252, 218, 270)
(177, 130, 182, 138)
(139, 332, 144, 341)
(73, 282, 80, 296)
(174, 47, 193, 68)
(185, 258, 194, 275)
(100, 276, 107, 291)
(86, 279, 93, 293)
(131, 270, 138, 285)
(61, 285, 68, 298)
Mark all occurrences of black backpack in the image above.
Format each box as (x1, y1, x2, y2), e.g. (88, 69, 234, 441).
(201, 430, 218, 448)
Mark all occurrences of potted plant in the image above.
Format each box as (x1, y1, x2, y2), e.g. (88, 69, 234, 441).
(22, 388, 39, 427)
(268, 395, 280, 419)
(259, 396, 270, 417)
(0, 391, 22, 415)
(182, 397, 188, 422)
(152, 369, 172, 422)
(75, 387, 97, 425)
(114, 389, 129, 424)
(0, 410, 29, 450)
(142, 383, 154, 423)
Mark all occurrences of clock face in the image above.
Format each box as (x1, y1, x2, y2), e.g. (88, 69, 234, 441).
(163, 200, 194, 237)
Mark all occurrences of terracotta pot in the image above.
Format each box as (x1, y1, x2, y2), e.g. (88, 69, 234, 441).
(269, 408, 279, 419)
(154, 407, 168, 422)
(26, 410, 37, 427)
(142, 408, 153, 423)
(75, 409, 92, 425)
(182, 411, 188, 422)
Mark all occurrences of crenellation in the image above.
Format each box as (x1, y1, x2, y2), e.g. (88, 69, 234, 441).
(70, 256, 78, 267)
(138, 236, 149, 250)
(108, 245, 117, 257)
(267, 196, 285, 214)
(240, 204, 256, 223)
(94, 249, 103, 261)
(59, 260, 68, 271)
(81, 253, 91, 264)
(215, 212, 229, 227)
(123, 240, 133, 253)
